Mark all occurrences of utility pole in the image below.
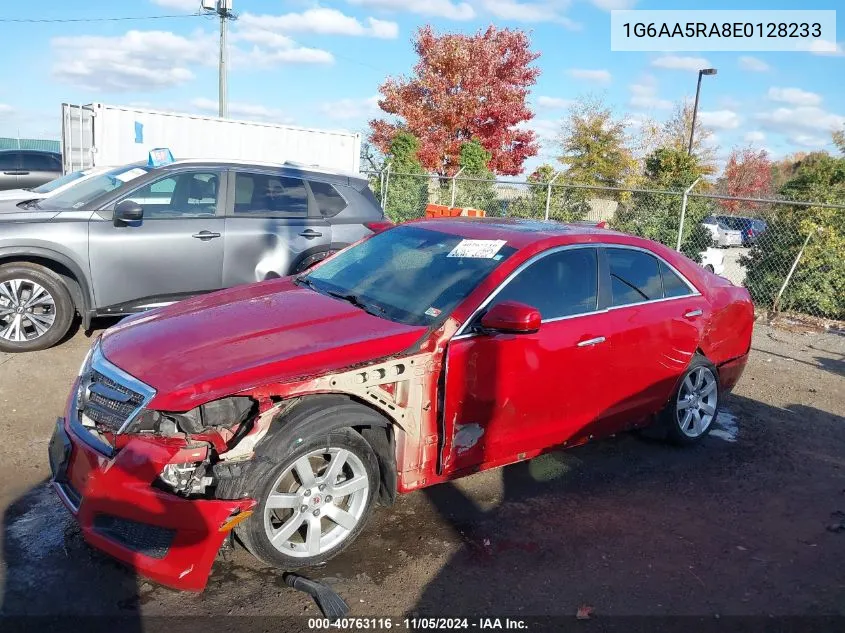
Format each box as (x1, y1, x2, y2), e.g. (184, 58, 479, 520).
(201, 0, 234, 118)
(688, 68, 717, 155)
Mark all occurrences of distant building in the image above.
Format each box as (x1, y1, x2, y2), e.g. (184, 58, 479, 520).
(0, 137, 61, 153)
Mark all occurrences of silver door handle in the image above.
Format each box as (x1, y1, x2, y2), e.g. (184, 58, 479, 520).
(684, 309, 703, 318)
(192, 231, 221, 240)
(299, 229, 323, 238)
(577, 336, 606, 347)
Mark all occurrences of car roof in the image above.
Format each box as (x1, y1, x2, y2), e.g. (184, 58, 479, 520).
(0, 148, 60, 155)
(405, 217, 633, 249)
(164, 158, 366, 185)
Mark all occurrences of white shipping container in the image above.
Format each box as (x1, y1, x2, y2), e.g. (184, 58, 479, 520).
(61, 103, 361, 174)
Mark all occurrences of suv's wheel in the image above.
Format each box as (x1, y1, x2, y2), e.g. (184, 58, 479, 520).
(660, 354, 720, 445)
(237, 427, 379, 569)
(0, 263, 75, 353)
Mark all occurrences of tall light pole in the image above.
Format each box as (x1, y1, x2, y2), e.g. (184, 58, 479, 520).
(201, 0, 234, 118)
(688, 67, 717, 155)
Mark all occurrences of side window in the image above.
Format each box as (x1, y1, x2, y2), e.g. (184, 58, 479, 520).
(120, 171, 220, 219)
(309, 181, 347, 217)
(607, 248, 662, 307)
(660, 262, 692, 298)
(0, 152, 19, 170)
(233, 172, 308, 217)
(20, 152, 59, 171)
(490, 248, 599, 320)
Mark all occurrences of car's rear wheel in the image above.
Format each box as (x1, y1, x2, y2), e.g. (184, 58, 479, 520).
(0, 263, 74, 353)
(704, 264, 715, 273)
(661, 355, 720, 445)
(237, 427, 379, 569)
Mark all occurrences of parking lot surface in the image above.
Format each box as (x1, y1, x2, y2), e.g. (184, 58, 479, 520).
(1, 321, 843, 619)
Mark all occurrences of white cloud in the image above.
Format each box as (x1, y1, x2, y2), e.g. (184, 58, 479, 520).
(239, 9, 398, 39)
(651, 55, 711, 71)
(479, 0, 580, 28)
(629, 75, 671, 110)
(805, 40, 845, 56)
(790, 133, 830, 148)
(536, 96, 573, 110)
(567, 68, 611, 83)
(755, 106, 845, 136)
(150, 0, 200, 10)
(698, 110, 740, 130)
(232, 22, 336, 67)
(347, 0, 475, 20)
(0, 104, 13, 115)
(517, 118, 562, 147)
(191, 97, 293, 123)
(739, 56, 769, 72)
(319, 96, 381, 121)
(51, 29, 215, 92)
(767, 87, 822, 107)
(744, 130, 766, 144)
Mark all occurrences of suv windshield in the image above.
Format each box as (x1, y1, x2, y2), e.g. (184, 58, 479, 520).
(31, 170, 87, 194)
(41, 165, 150, 209)
(302, 225, 517, 326)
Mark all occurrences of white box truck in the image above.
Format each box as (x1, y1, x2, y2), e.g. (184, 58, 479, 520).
(61, 103, 361, 174)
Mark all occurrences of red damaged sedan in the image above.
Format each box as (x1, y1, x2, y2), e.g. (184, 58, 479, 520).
(49, 218, 753, 591)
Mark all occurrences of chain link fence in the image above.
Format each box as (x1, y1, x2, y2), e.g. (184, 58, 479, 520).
(365, 169, 845, 323)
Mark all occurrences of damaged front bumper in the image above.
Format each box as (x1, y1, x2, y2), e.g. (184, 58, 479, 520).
(49, 386, 255, 592)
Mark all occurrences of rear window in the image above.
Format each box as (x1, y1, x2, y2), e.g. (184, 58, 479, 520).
(607, 248, 663, 307)
(309, 181, 347, 217)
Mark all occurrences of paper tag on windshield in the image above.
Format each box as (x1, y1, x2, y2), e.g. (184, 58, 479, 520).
(447, 239, 507, 259)
(114, 168, 147, 183)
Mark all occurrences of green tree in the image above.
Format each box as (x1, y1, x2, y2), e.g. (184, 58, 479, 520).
(613, 147, 714, 261)
(558, 96, 635, 189)
(452, 139, 499, 214)
(742, 152, 845, 318)
(376, 131, 430, 222)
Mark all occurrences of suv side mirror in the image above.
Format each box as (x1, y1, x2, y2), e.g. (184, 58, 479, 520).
(114, 200, 143, 225)
(480, 301, 541, 334)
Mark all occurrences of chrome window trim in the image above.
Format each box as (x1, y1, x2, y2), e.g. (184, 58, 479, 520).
(452, 242, 701, 340)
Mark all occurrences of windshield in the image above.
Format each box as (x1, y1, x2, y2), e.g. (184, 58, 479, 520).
(302, 225, 517, 326)
(31, 170, 87, 194)
(42, 165, 150, 209)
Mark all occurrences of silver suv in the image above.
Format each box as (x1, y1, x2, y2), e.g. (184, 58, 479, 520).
(0, 159, 387, 352)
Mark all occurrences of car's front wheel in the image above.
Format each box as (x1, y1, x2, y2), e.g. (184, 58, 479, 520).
(0, 263, 75, 353)
(237, 427, 379, 569)
(661, 355, 720, 445)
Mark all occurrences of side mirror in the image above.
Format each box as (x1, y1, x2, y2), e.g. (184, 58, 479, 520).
(480, 301, 541, 334)
(114, 200, 143, 225)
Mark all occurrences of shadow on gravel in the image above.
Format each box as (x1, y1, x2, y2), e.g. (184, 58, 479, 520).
(412, 392, 845, 619)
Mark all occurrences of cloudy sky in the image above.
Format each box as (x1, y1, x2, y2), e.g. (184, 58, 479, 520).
(0, 0, 843, 175)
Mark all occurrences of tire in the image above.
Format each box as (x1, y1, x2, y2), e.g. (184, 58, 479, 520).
(660, 354, 720, 446)
(0, 263, 75, 353)
(705, 264, 715, 273)
(236, 426, 379, 569)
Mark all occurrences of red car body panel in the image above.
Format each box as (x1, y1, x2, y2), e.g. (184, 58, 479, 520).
(55, 384, 254, 591)
(52, 218, 753, 591)
(100, 278, 428, 411)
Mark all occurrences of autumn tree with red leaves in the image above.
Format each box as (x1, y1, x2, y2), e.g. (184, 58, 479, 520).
(369, 26, 540, 176)
(719, 147, 773, 213)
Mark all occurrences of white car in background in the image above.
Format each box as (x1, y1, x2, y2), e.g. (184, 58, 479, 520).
(700, 247, 725, 275)
(702, 216, 743, 248)
(0, 167, 109, 203)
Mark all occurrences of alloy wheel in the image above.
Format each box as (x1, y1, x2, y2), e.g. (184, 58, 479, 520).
(0, 279, 57, 342)
(676, 366, 718, 438)
(263, 447, 370, 558)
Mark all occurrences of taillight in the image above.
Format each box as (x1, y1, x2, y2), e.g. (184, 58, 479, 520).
(365, 221, 394, 233)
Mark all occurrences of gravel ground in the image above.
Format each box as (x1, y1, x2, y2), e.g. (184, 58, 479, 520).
(0, 321, 843, 624)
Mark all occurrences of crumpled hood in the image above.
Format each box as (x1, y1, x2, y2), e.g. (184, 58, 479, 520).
(100, 278, 427, 411)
